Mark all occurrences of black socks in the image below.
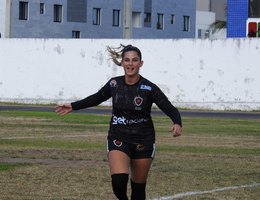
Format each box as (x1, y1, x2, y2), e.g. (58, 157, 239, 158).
(111, 173, 129, 200)
(131, 180, 146, 200)
(111, 174, 147, 200)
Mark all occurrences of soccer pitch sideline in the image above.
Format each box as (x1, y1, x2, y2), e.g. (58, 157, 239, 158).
(0, 110, 259, 200)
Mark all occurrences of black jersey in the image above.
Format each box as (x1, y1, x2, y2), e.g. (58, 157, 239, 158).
(71, 76, 182, 145)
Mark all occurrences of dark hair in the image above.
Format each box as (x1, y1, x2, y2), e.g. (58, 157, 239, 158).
(107, 44, 142, 66)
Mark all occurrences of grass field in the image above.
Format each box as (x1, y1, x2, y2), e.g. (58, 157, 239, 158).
(0, 109, 259, 200)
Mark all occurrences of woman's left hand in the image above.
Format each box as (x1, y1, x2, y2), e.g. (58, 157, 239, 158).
(170, 124, 182, 137)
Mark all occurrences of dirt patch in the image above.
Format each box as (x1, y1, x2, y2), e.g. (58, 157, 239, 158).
(158, 135, 260, 148)
(0, 157, 106, 169)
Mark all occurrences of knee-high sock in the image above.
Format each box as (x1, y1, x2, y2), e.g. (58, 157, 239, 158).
(111, 173, 129, 200)
(131, 180, 146, 200)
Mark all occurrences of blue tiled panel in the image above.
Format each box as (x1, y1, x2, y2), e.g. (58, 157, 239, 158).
(227, 0, 248, 38)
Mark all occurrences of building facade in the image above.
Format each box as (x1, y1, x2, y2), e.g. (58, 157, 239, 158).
(196, 0, 226, 39)
(0, 0, 196, 39)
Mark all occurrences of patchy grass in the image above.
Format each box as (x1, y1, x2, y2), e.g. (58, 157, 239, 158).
(0, 110, 259, 200)
(0, 163, 30, 171)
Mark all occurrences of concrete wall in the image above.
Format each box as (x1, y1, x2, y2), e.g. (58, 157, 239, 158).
(196, 0, 210, 11)
(0, 38, 260, 111)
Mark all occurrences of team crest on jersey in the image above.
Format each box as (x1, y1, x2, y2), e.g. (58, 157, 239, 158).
(134, 96, 143, 106)
(110, 79, 117, 87)
(113, 139, 122, 147)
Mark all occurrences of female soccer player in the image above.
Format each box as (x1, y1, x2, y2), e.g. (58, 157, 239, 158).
(55, 44, 182, 200)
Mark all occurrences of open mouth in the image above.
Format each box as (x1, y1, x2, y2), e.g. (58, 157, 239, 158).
(127, 67, 135, 72)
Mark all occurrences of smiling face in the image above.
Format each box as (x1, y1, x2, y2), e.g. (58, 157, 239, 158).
(121, 50, 143, 77)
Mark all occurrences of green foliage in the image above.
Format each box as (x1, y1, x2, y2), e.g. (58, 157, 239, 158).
(0, 163, 29, 171)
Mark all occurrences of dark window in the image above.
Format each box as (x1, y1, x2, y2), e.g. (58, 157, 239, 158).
(54, 4, 62, 22)
(144, 12, 151, 27)
(198, 29, 202, 38)
(113, 10, 120, 26)
(19, 1, 28, 20)
(93, 8, 101, 25)
(183, 16, 190, 32)
(157, 13, 164, 30)
(171, 14, 175, 24)
(40, 3, 45, 14)
(72, 31, 81, 38)
(249, 0, 260, 18)
(67, 0, 87, 23)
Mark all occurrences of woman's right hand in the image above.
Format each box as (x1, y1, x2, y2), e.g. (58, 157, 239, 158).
(55, 103, 72, 116)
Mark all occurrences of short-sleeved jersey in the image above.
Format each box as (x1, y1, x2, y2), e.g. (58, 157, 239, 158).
(71, 75, 182, 145)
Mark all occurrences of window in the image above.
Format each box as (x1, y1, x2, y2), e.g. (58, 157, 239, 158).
(144, 12, 151, 27)
(113, 10, 120, 27)
(132, 12, 141, 28)
(93, 8, 101, 25)
(67, 0, 87, 23)
(183, 16, 190, 32)
(249, 0, 260, 18)
(40, 3, 45, 14)
(19, 1, 28, 20)
(171, 14, 175, 24)
(157, 13, 164, 30)
(54, 4, 62, 22)
(198, 29, 210, 39)
(72, 31, 81, 38)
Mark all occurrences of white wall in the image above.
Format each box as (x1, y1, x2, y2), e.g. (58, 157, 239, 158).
(0, 38, 260, 111)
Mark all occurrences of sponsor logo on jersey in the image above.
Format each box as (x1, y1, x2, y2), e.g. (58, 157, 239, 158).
(110, 79, 117, 87)
(112, 115, 148, 125)
(113, 139, 123, 147)
(112, 115, 127, 125)
(140, 84, 152, 91)
(134, 96, 143, 106)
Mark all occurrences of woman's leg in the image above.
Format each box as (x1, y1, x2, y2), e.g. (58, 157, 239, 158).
(130, 159, 153, 200)
(108, 150, 130, 200)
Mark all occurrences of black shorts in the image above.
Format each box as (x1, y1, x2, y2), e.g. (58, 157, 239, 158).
(107, 138, 155, 159)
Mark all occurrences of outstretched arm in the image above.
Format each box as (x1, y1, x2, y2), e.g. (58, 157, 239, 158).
(152, 85, 183, 137)
(55, 103, 72, 116)
(55, 79, 112, 115)
(152, 87, 182, 126)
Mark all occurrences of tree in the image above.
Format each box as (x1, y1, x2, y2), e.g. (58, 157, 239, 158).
(210, 3, 227, 34)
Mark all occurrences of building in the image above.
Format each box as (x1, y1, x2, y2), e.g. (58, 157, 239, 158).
(196, 0, 226, 39)
(0, 0, 196, 39)
(227, 0, 260, 38)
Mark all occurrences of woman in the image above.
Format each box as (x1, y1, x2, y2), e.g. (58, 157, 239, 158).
(55, 44, 182, 200)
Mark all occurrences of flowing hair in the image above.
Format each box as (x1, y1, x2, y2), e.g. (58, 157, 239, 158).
(107, 44, 142, 66)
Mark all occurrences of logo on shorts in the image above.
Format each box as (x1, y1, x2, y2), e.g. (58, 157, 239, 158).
(113, 139, 123, 147)
(136, 144, 145, 151)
